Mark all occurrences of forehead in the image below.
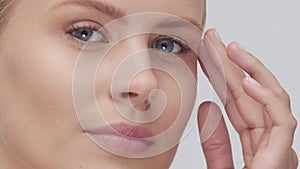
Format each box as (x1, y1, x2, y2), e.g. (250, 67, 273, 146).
(100, 0, 205, 20)
(21, 0, 205, 27)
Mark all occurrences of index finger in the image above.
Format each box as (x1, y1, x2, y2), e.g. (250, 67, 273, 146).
(198, 101, 234, 169)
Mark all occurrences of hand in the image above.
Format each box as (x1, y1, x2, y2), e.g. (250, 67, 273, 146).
(197, 29, 298, 169)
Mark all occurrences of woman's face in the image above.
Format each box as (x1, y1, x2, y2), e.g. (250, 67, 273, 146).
(0, 0, 204, 168)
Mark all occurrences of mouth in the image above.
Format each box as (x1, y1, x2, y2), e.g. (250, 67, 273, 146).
(84, 122, 155, 154)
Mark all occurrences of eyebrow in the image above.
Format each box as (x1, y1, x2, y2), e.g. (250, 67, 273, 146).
(156, 17, 203, 32)
(53, 0, 203, 31)
(52, 0, 125, 19)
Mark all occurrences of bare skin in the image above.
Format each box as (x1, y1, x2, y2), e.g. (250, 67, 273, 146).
(0, 0, 297, 168)
(198, 29, 298, 169)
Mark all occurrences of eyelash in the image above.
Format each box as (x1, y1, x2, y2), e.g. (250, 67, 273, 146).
(65, 21, 100, 35)
(64, 21, 191, 54)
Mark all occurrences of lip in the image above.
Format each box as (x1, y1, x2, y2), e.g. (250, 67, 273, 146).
(84, 122, 155, 154)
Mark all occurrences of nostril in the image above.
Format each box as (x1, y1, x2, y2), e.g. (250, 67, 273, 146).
(120, 92, 138, 98)
(145, 102, 151, 111)
(120, 92, 151, 111)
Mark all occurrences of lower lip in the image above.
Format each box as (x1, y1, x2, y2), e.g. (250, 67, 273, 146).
(85, 123, 155, 154)
(88, 133, 153, 154)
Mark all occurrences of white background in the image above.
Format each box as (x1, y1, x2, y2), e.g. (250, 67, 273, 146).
(171, 0, 300, 168)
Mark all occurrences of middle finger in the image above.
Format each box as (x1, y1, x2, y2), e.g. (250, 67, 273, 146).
(201, 29, 264, 129)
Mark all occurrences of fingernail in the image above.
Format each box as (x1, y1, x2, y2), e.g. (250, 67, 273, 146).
(213, 29, 222, 42)
(246, 77, 261, 87)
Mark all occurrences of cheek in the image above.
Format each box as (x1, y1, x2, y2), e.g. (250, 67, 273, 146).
(3, 34, 77, 123)
(160, 56, 197, 132)
(0, 24, 83, 166)
(0, 4, 78, 124)
(158, 74, 182, 128)
(157, 68, 197, 128)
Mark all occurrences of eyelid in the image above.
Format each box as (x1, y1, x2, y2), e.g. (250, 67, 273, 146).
(64, 20, 103, 34)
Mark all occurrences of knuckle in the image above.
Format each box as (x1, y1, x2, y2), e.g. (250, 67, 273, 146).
(278, 89, 290, 102)
(271, 87, 291, 105)
(293, 150, 299, 169)
(284, 115, 298, 132)
(203, 140, 230, 152)
(249, 53, 262, 65)
(289, 116, 298, 131)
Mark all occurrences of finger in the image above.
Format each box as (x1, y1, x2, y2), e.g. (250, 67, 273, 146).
(228, 40, 297, 151)
(227, 41, 283, 93)
(242, 77, 297, 167)
(198, 33, 248, 132)
(242, 73, 294, 126)
(203, 29, 246, 99)
(292, 148, 298, 169)
(200, 30, 270, 157)
(199, 29, 264, 131)
(232, 43, 298, 168)
(198, 101, 234, 169)
(288, 149, 298, 169)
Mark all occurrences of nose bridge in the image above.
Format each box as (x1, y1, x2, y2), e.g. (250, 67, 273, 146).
(110, 35, 159, 111)
(129, 68, 158, 100)
(123, 35, 152, 70)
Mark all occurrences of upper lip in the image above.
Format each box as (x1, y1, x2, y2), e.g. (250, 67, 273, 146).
(84, 122, 155, 139)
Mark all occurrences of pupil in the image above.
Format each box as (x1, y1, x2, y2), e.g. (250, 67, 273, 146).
(81, 30, 88, 37)
(74, 29, 93, 41)
(161, 43, 168, 50)
(157, 39, 174, 53)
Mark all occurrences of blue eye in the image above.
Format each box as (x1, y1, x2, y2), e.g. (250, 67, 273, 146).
(72, 28, 108, 43)
(152, 38, 187, 53)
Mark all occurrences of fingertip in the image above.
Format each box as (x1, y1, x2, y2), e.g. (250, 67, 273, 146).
(242, 76, 263, 101)
(198, 101, 225, 143)
(197, 101, 220, 129)
(204, 29, 216, 38)
(228, 41, 245, 51)
(197, 102, 234, 169)
(227, 41, 245, 60)
(244, 76, 262, 87)
(204, 28, 223, 44)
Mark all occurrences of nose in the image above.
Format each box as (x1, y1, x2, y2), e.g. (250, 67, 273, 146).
(110, 36, 159, 112)
(121, 69, 158, 111)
